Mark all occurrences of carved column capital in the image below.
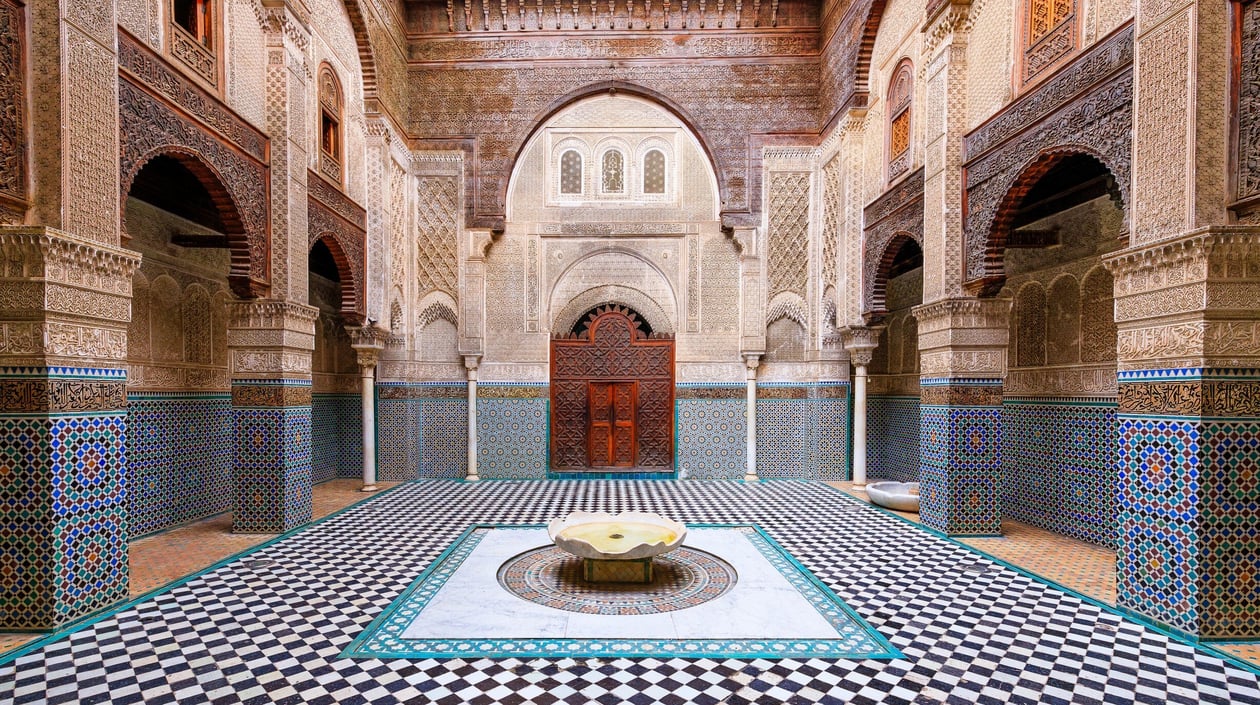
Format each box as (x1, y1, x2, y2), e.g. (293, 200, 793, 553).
(841, 326, 883, 367)
(226, 299, 319, 379)
(1103, 227, 1260, 370)
(912, 297, 1011, 378)
(348, 325, 389, 369)
(0, 226, 142, 368)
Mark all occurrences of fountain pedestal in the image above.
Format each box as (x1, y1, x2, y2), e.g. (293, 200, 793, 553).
(584, 557, 654, 583)
(548, 511, 688, 584)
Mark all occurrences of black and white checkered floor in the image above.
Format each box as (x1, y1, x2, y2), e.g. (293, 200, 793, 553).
(4, 480, 1259, 704)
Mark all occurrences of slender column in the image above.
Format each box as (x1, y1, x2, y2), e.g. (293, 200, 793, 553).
(349, 326, 387, 492)
(743, 354, 759, 482)
(466, 355, 480, 481)
(843, 327, 880, 490)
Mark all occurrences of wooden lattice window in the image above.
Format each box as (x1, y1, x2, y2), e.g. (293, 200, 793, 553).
(602, 150, 624, 193)
(643, 149, 665, 194)
(887, 60, 913, 181)
(172, 0, 213, 46)
(1022, 0, 1076, 85)
(318, 65, 343, 185)
(560, 149, 583, 194)
(169, 0, 217, 84)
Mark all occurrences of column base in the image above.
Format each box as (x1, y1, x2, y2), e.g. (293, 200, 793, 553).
(465, 473, 481, 482)
(360, 484, 379, 492)
(742, 473, 760, 482)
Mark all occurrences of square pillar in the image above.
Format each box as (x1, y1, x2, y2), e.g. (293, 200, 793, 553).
(913, 298, 1010, 536)
(1105, 228, 1260, 639)
(227, 300, 318, 533)
(0, 227, 141, 630)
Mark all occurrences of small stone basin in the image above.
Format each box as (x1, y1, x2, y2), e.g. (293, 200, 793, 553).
(548, 511, 687, 561)
(866, 481, 921, 513)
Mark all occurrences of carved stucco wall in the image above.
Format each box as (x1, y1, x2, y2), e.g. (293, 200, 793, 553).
(310, 0, 369, 205)
(1001, 195, 1124, 397)
(472, 94, 737, 382)
(125, 199, 233, 392)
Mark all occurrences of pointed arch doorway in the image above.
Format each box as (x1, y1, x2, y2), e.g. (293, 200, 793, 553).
(550, 306, 675, 473)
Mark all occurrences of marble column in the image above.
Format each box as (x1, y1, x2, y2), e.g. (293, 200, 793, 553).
(912, 298, 1009, 536)
(350, 326, 387, 492)
(0, 227, 141, 630)
(843, 327, 881, 489)
(743, 354, 760, 482)
(465, 355, 480, 482)
(227, 300, 319, 533)
(1105, 229, 1260, 640)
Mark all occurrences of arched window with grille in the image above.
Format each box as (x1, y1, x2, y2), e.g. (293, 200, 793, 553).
(887, 60, 913, 182)
(642, 149, 666, 194)
(318, 65, 344, 185)
(1021, 0, 1076, 85)
(601, 150, 625, 193)
(560, 149, 584, 195)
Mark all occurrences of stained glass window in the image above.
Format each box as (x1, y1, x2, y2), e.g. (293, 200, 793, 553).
(602, 150, 624, 193)
(560, 150, 583, 194)
(643, 150, 665, 194)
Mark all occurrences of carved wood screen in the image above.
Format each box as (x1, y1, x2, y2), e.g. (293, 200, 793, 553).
(550, 306, 674, 472)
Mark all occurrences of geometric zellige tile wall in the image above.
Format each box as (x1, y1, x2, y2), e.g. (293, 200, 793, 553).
(869, 395, 921, 483)
(126, 395, 233, 537)
(1002, 401, 1118, 549)
(312, 394, 362, 483)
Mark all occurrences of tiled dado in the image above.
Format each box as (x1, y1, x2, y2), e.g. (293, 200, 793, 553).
(0, 367, 130, 630)
(1002, 400, 1118, 549)
(919, 379, 1003, 536)
(378, 383, 468, 481)
(676, 384, 745, 480)
(127, 394, 233, 538)
(756, 383, 849, 481)
(231, 380, 313, 534)
(869, 396, 921, 483)
(478, 384, 548, 479)
(312, 394, 361, 483)
(1117, 369, 1260, 639)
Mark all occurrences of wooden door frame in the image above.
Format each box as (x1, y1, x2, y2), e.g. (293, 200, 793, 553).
(549, 305, 675, 472)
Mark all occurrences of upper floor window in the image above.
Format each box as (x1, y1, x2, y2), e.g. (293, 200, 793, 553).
(172, 0, 213, 47)
(1022, 0, 1076, 85)
(887, 60, 913, 181)
(169, 0, 217, 85)
(560, 149, 583, 194)
(318, 65, 343, 184)
(602, 150, 625, 193)
(643, 149, 666, 194)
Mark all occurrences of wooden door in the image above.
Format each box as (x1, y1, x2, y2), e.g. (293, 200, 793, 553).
(588, 381, 636, 467)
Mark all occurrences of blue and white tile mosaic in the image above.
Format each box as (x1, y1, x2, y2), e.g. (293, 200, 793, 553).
(477, 390, 548, 479)
(127, 394, 233, 537)
(1002, 400, 1118, 548)
(675, 397, 746, 480)
(312, 394, 361, 483)
(869, 396, 921, 483)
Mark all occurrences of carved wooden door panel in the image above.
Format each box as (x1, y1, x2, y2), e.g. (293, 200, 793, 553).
(587, 381, 637, 467)
(550, 306, 674, 472)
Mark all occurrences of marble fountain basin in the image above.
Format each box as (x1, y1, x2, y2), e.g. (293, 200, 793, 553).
(866, 481, 921, 513)
(548, 511, 687, 561)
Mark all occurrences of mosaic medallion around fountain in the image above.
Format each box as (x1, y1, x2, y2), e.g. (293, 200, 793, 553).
(497, 545, 738, 615)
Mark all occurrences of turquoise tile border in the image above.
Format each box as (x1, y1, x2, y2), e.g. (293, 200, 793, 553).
(341, 522, 902, 661)
(816, 483, 1260, 677)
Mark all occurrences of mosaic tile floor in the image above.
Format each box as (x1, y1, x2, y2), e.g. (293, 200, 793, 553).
(3, 480, 1259, 704)
(0, 479, 393, 654)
